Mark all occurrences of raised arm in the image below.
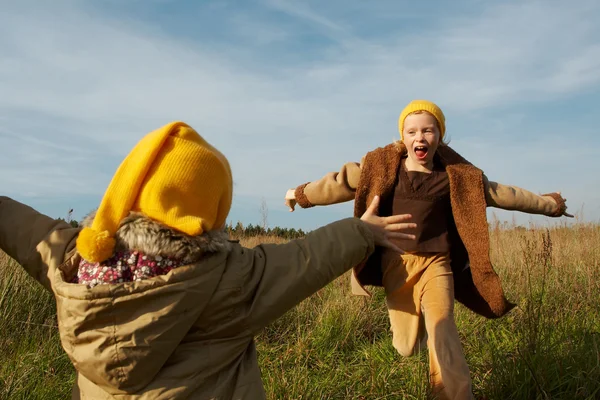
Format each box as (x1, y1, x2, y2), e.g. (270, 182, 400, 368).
(0, 196, 79, 290)
(245, 196, 416, 332)
(285, 157, 364, 211)
(483, 176, 572, 217)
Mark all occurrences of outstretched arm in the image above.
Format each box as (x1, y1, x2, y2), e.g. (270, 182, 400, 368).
(285, 157, 364, 211)
(246, 196, 415, 332)
(483, 176, 572, 217)
(0, 196, 79, 290)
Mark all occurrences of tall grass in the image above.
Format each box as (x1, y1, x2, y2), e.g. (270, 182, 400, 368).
(1, 225, 599, 399)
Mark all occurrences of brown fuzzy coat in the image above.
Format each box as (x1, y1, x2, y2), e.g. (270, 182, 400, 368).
(295, 142, 565, 319)
(353, 143, 512, 318)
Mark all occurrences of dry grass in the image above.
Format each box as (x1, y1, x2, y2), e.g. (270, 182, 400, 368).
(1, 223, 599, 399)
(238, 235, 289, 247)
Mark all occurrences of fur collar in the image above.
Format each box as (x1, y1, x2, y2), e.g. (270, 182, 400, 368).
(81, 211, 232, 265)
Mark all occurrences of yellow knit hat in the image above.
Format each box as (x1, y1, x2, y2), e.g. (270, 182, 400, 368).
(76, 121, 233, 263)
(398, 99, 446, 141)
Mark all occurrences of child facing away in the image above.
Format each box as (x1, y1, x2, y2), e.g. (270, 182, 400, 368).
(0, 121, 418, 399)
(284, 100, 572, 400)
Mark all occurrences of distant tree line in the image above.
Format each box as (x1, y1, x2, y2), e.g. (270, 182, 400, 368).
(226, 222, 307, 239)
(60, 203, 307, 239)
(58, 217, 306, 239)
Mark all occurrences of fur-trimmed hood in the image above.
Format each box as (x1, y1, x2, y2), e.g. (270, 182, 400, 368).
(80, 210, 231, 265)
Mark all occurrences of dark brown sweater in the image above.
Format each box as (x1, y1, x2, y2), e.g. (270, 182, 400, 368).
(389, 157, 452, 254)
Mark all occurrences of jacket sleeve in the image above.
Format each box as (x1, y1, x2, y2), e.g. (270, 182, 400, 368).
(244, 218, 374, 333)
(294, 157, 364, 208)
(483, 176, 562, 217)
(0, 196, 79, 291)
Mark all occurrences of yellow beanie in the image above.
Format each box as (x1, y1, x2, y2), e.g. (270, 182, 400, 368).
(76, 121, 233, 263)
(398, 99, 446, 141)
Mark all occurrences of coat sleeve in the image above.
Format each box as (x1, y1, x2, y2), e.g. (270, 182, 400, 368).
(243, 218, 374, 333)
(0, 196, 79, 291)
(293, 157, 364, 208)
(482, 176, 562, 217)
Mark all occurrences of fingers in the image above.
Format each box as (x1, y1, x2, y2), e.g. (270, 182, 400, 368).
(284, 189, 297, 212)
(383, 213, 413, 224)
(285, 189, 296, 201)
(386, 232, 416, 240)
(385, 222, 417, 232)
(561, 194, 571, 217)
(284, 199, 296, 212)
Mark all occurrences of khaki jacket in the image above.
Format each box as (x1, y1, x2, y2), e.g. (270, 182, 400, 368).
(294, 143, 564, 318)
(0, 196, 375, 399)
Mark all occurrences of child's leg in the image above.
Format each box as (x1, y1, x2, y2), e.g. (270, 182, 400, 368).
(420, 253, 473, 400)
(384, 254, 428, 357)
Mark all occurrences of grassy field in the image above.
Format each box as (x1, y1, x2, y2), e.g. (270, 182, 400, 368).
(1, 222, 599, 399)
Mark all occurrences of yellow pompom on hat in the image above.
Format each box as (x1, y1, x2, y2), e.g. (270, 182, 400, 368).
(76, 121, 233, 263)
(398, 99, 446, 141)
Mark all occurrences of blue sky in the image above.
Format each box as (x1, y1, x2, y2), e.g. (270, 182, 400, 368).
(1, 0, 599, 231)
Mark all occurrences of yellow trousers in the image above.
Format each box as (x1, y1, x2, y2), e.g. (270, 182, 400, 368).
(383, 252, 473, 400)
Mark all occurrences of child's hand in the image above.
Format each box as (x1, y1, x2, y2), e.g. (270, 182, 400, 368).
(285, 189, 297, 212)
(360, 195, 417, 253)
(543, 191, 574, 218)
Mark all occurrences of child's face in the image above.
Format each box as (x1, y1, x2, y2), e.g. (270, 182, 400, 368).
(402, 112, 441, 167)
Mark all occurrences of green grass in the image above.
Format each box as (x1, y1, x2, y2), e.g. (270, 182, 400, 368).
(1, 225, 599, 399)
(0, 257, 75, 399)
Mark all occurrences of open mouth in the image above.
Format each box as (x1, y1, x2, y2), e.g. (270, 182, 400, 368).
(414, 145, 429, 160)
